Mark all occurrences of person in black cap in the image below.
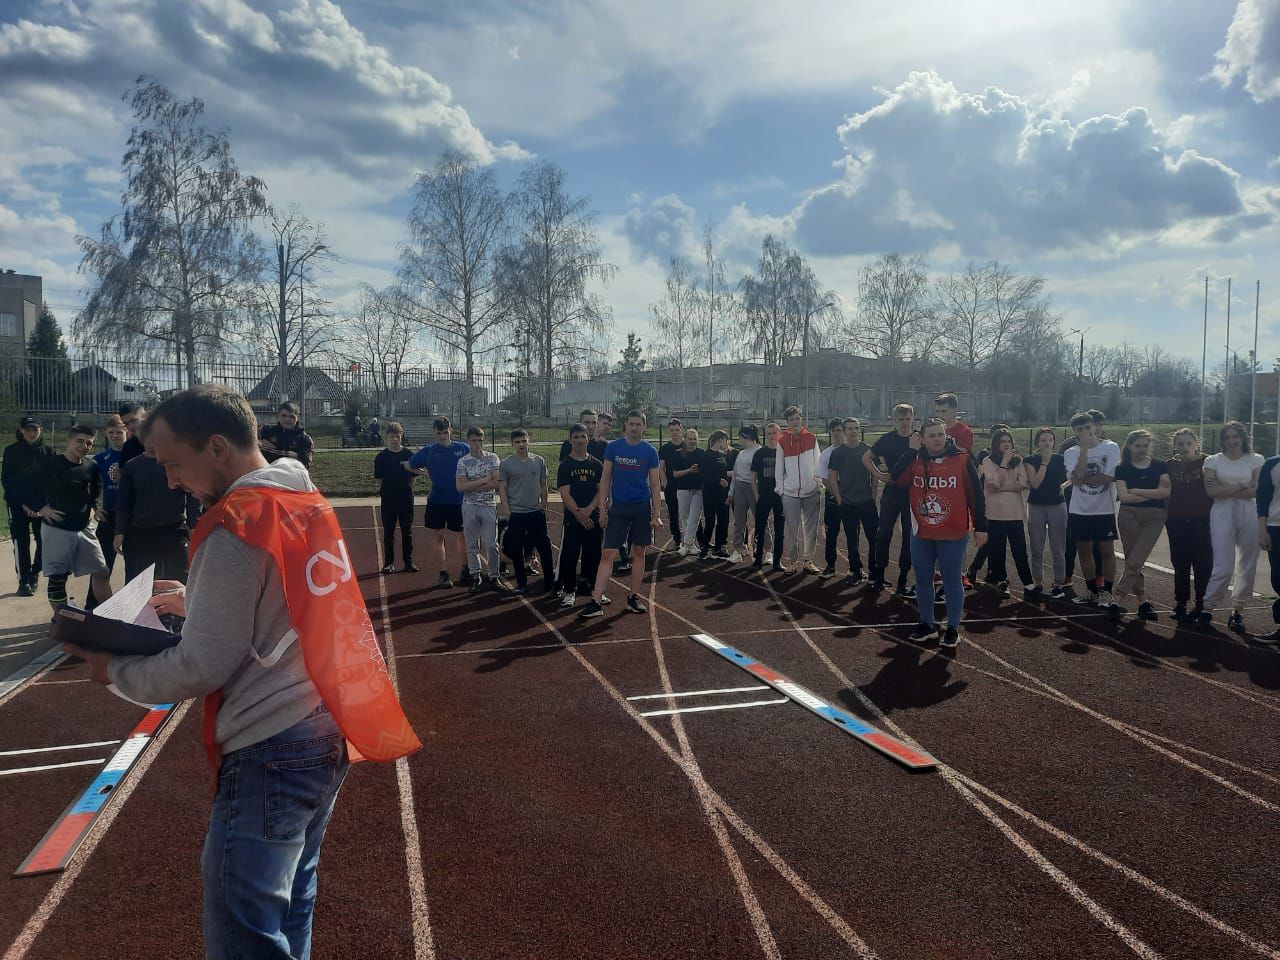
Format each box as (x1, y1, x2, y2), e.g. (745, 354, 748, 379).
(2, 417, 53, 596)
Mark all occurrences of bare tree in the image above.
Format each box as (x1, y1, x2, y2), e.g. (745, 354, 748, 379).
(852, 254, 932, 365)
(788, 258, 842, 393)
(498, 161, 614, 415)
(76, 78, 268, 386)
(393, 152, 511, 387)
(648, 256, 704, 400)
(1082, 344, 1115, 384)
(343, 288, 425, 417)
(935, 261, 1046, 387)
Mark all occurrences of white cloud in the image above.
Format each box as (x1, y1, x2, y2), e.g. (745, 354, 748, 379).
(791, 72, 1266, 259)
(1214, 0, 1280, 102)
(0, 18, 91, 58)
(621, 194, 699, 265)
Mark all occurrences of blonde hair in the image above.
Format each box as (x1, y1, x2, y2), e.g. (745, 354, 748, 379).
(1121, 429, 1154, 465)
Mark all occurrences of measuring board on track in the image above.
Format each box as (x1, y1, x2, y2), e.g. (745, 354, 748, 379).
(14, 704, 176, 877)
(689, 633, 937, 771)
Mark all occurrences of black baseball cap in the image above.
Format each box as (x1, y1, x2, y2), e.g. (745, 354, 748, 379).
(19, 416, 39, 428)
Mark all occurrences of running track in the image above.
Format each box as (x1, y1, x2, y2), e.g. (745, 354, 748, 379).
(0, 504, 1276, 959)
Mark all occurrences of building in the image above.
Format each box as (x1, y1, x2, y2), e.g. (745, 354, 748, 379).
(0, 270, 41, 360)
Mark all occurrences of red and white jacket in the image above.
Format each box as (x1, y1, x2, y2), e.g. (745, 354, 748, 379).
(777, 428, 823, 498)
(892, 441, 988, 541)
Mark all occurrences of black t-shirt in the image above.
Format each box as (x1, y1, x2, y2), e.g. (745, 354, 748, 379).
(751, 445, 778, 497)
(120, 436, 145, 466)
(1024, 453, 1067, 505)
(870, 431, 913, 495)
(669, 447, 704, 490)
(374, 447, 416, 498)
(828, 442, 873, 504)
(658, 441, 681, 485)
(1115, 459, 1169, 509)
(561, 438, 608, 462)
(557, 455, 603, 524)
(29, 455, 99, 531)
(701, 449, 729, 495)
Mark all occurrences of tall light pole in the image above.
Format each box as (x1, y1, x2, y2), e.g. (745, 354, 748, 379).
(1223, 277, 1232, 424)
(1251, 280, 1260, 449)
(1200, 277, 1208, 442)
(1066, 327, 1089, 382)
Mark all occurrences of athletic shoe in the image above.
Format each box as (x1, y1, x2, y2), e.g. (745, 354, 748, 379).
(17, 582, 33, 598)
(934, 589, 946, 606)
(600, 594, 612, 605)
(626, 594, 647, 614)
(998, 581, 1011, 598)
(895, 584, 916, 599)
(438, 572, 454, 589)
(1024, 584, 1043, 598)
(819, 565, 836, 579)
(965, 566, 979, 585)
(578, 599, 605, 619)
(869, 579, 885, 592)
(1049, 586, 1069, 601)
(728, 551, 743, 564)
(772, 561, 789, 573)
(940, 627, 960, 648)
(616, 561, 633, 574)
(405, 561, 420, 573)
(1097, 591, 1124, 615)
(459, 567, 473, 584)
(748, 559, 764, 571)
(1172, 604, 1188, 623)
(469, 577, 486, 595)
(712, 546, 731, 560)
(1196, 610, 1212, 626)
(527, 562, 541, 577)
(1228, 611, 1246, 634)
(489, 578, 510, 593)
(847, 571, 866, 586)
(1250, 629, 1280, 646)
(909, 622, 940, 644)
(962, 574, 975, 590)
(499, 562, 512, 577)
(381, 563, 395, 574)
(804, 561, 822, 575)
(513, 585, 527, 597)
(698, 546, 711, 560)
(1137, 601, 1158, 622)
(560, 591, 576, 608)
(1073, 592, 1099, 606)
(763, 553, 773, 565)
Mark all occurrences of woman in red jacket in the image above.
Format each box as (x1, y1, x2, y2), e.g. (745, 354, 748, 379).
(892, 418, 988, 649)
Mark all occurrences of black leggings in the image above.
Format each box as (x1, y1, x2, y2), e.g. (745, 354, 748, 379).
(703, 488, 729, 548)
(986, 519, 1033, 586)
(754, 492, 785, 562)
(1166, 516, 1212, 607)
(875, 490, 912, 585)
(380, 495, 414, 564)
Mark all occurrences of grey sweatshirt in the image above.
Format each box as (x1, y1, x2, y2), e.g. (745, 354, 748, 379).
(108, 460, 322, 754)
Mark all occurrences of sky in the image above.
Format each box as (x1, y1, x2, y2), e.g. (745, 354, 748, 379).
(1, 0, 1279, 372)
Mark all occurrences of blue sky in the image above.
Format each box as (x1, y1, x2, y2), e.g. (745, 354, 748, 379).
(1, 0, 1279, 370)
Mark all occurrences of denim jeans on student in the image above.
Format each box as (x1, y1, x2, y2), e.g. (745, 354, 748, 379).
(203, 703, 350, 960)
(910, 534, 968, 629)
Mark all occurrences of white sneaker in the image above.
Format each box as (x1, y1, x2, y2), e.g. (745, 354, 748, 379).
(728, 551, 742, 564)
(560, 591, 576, 608)
(600, 594, 612, 605)
(763, 553, 772, 565)
(1098, 590, 1124, 612)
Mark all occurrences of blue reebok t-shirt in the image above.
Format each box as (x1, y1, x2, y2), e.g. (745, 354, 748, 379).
(409, 440, 469, 505)
(605, 437, 659, 503)
(93, 448, 122, 513)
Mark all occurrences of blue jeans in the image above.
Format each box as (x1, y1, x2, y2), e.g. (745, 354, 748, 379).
(910, 534, 968, 628)
(203, 704, 350, 960)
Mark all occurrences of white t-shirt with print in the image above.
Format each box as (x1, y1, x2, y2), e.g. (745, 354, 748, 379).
(1063, 439, 1121, 516)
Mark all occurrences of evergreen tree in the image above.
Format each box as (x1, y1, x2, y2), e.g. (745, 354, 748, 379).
(22, 303, 73, 408)
(613, 333, 653, 421)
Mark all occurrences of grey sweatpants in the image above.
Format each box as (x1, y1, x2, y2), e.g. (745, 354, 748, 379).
(782, 492, 822, 562)
(462, 501, 500, 576)
(731, 480, 756, 552)
(1027, 501, 1068, 586)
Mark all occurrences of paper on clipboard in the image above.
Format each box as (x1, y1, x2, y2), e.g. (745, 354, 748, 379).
(92, 564, 168, 706)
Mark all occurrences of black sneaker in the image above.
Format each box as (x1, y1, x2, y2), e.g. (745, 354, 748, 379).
(381, 562, 396, 574)
(459, 567, 473, 584)
(1024, 584, 1043, 598)
(847, 571, 865, 586)
(438, 572, 454, 589)
(1228, 611, 1246, 634)
(616, 561, 633, 575)
(578, 599, 605, 619)
(909, 622, 940, 644)
(499, 562, 512, 577)
(513, 585, 528, 597)
(698, 547, 711, 561)
(404, 561, 420, 573)
(772, 561, 788, 573)
(1049, 586, 1068, 601)
(748, 559, 764, 571)
(940, 627, 960, 648)
(819, 565, 836, 579)
(934, 589, 946, 606)
(18, 582, 34, 598)
(626, 594, 647, 614)
(527, 561, 542, 577)
(895, 584, 916, 599)
(998, 581, 1011, 598)
(1137, 601, 1157, 622)
(489, 577, 510, 593)
(868, 579, 885, 592)
(469, 576, 485, 595)
(712, 546, 731, 560)
(1196, 609, 1213, 626)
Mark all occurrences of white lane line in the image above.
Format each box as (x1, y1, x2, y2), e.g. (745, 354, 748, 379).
(0, 758, 105, 777)
(396, 635, 649, 659)
(0, 740, 120, 758)
(32, 679, 91, 685)
(627, 685, 771, 701)
(372, 507, 437, 960)
(0, 647, 65, 708)
(750, 574, 1162, 960)
(638, 698, 790, 718)
(1, 699, 192, 960)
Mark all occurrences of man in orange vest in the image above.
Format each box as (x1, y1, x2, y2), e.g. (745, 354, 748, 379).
(61, 385, 419, 960)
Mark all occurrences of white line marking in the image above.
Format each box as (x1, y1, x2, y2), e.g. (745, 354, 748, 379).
(372, 506, 437, 960)
(1, 699, 192, 960)
(638, 698, 790, 718)
(0, 758, 105, 777)
(0, 647, 65, 708)
(32, 678, 91, 685)
(0, 740, 120, 758)
(395, 635, 649, 659)
(627, 685, 771, 701)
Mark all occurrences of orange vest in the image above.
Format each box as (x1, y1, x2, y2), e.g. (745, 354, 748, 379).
(190, 485, 421, 769)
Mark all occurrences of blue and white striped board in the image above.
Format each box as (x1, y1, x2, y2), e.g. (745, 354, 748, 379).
(689, 634, 937, 771)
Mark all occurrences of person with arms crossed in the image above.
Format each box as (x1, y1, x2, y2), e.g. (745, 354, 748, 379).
(578, 410, 663, 618)
(699, 430, 732, 560)
(3, 416, 51, 597)
(828, 417, 879, 585)
(498, 430, 555, 597)
(373, 421, 419, 574)
(1113, 430, 1170, 621)
(978, 428, 1034, 599)
(1165, 428, 1214, 623)
(750, 422, 786, 572)
(407, 416, 470, 588)
(865, 403, 917, 597)
(778, 405, 824, 575)
(728, 425, 760, 564)
(455, 426, 504, 593)
(1023, 427, 1070, 599)
(671, 427, 706, 557)
(259, 401, 314, 469)
(1203, 420, 1264, 633)
(892, 418, 988, 649)
(1063, 412, 1123, 610)
(557, 423, 604, 607)
(58, 385, 419, 960)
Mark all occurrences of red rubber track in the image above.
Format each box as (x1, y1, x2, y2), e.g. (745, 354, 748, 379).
(0, 502, 1274, 960)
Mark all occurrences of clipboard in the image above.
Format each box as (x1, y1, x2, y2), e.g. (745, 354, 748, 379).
(53, 606, 179, 657)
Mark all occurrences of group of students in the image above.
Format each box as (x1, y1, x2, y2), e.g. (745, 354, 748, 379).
(3, 404, 201, 610)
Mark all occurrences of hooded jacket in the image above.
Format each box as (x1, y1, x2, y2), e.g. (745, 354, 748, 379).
(892, 438, 987, 541)
(778, 427, 823, 498)
(1, 436, 52, 504)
